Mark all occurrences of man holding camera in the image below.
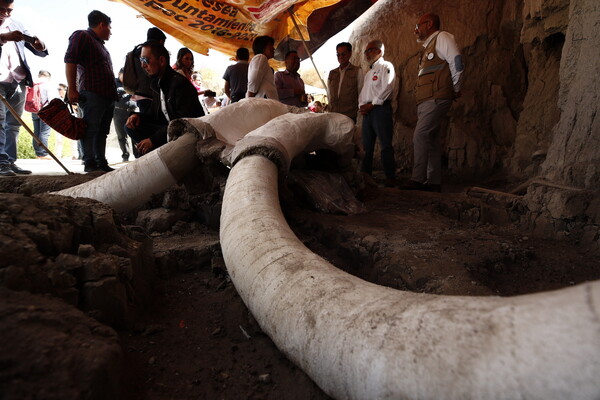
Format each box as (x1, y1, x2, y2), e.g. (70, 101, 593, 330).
(0, 0, 47, 176)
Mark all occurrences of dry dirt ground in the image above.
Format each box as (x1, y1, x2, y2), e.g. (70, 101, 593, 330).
(0, 171, 598, 400)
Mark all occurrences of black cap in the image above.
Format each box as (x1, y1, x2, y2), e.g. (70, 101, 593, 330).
(147, 27, 166, 42)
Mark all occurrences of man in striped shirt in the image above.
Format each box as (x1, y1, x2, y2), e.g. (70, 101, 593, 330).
(65, 10, 117, 173)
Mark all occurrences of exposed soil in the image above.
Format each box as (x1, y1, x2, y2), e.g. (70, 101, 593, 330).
(0, 172, 598, 400)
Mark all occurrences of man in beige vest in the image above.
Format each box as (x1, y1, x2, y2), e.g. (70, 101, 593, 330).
(403, 13, 464, 192)
(327, 42, 362, 122)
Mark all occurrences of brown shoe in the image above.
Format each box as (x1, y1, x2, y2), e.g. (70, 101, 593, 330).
(401, 180, 441, 192)
(400, 180, 426, 191)
(384, 177, 397, 188)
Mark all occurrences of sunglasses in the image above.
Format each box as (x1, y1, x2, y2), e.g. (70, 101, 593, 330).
(139, 56, 150, 65)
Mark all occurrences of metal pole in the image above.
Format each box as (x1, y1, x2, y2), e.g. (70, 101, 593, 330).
(287, 9, 329, 92)
(0, 93, 72, 175)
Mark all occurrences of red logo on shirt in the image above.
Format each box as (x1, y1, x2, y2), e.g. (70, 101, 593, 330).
(373, 76, 378, 81)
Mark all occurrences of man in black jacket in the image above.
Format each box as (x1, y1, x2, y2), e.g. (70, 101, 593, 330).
(128, 27, 166, 114)
(125, 41, 203, 156)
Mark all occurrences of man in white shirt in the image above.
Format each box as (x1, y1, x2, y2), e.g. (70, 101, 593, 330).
(403, 13, 464, 192)
(358, 39, 396, 186)
(0, 0, 47, 176)
(247, 35, 278, 100)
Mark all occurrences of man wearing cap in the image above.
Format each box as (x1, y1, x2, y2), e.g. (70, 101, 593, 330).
(358, 39, 396, 187)
(402, 13, 464, 192)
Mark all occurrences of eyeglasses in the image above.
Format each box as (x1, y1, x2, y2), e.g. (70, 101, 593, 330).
(139, 57, 150, 65)
(364, 48, 378, 55)
(415, 21, 429, 30)
(0, 7, 13, 15)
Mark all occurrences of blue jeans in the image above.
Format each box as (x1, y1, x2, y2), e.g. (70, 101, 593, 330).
(0, 82, 26, 165)
(79, 90, 115, 168)
(361, 101, 396, 179)
(32, 113, 51, 157)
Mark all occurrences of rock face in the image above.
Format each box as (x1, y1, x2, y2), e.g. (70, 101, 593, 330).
(0, 194, 155, 328)
(348, 0, 598, 241)
(0, 288, 122, 400)
(348, 0, 594, 184)
(541, 0, 600, 190)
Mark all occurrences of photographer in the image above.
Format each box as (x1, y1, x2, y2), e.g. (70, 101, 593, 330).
(0, 0, 48, 176)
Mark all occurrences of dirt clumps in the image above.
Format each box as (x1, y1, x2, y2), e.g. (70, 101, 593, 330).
(0, 173, 598, 399)
(0, 288, 122, 400)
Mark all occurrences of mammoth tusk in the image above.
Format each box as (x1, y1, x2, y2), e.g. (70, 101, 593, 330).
(53, 131, 199, 213)
(220, 113, 600, 399)
(52, 99, 291, 212)
(51, 98, 600, 399)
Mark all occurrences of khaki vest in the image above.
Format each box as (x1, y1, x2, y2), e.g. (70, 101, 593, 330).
(416, 33, 455, 104)
(327, 63, 360, 120)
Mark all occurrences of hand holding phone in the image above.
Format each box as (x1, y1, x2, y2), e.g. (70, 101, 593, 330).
(22, 34, 36, 44)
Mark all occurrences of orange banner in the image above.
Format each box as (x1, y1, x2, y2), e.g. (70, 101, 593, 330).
(113, 0, 342, 56)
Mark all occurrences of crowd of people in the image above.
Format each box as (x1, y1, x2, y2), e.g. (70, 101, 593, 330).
(0, 0, 463, 192)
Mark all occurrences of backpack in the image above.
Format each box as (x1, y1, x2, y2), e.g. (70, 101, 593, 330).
(122, 45, 140, 95)
(24, 83, 43, 113)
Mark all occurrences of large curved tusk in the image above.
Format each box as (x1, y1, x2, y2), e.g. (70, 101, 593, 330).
(53, 99, 291, 212)
(220, 113, 600, 399)
(54, 131, 199, 213)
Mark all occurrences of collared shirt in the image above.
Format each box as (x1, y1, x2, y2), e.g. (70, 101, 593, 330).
(0, 18, 28, 84)
(422, 30, 463, 92)
(64, 28, 117, 99)
(358, 57, 395, 106)
(222, 60, 249, 101)
(246, 53, 278, 100)
(274, 69, 305, 107)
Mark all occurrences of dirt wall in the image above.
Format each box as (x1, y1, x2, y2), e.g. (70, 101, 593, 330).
(348, 0, 599, 243)
(348, 0, 577, 181)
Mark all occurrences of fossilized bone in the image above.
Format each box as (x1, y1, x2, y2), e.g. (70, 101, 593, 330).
(55, 99, 600, 399)
(53, 99, 292, 212)
(220, 109, 600, 399)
